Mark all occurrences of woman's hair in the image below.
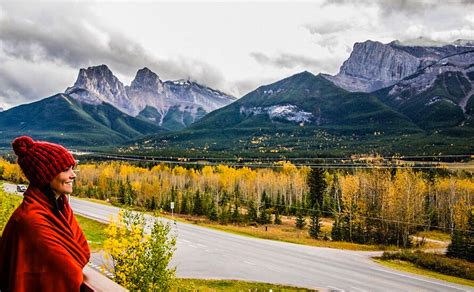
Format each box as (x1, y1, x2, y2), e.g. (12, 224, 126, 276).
(41, 184, 65, 216)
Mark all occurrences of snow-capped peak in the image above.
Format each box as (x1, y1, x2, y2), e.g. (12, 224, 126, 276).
(171, 79, 192, 86)
(64, 65, 236, 128)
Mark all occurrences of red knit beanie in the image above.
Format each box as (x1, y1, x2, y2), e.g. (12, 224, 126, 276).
(12, 136, 76, 187)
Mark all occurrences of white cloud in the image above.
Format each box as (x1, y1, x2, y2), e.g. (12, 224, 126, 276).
(0, 1, 473, 109)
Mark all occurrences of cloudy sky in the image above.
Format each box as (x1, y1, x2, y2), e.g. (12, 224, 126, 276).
(0, 0, 473, 109)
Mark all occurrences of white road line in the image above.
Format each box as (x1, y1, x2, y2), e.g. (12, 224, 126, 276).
(327, 286, 345, 291)
(350, 287, 367, 292)
(371, 267, 468, 291)
(243, 261, 256, 266)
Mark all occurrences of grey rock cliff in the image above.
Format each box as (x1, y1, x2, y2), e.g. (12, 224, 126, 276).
(65, 64, 131, 113)
(65, 65, 236, 129)
(323, 40, 474, 92)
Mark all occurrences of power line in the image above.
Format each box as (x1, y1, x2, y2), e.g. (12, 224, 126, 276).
(78, 150, 473, 161)
(78, 153, 474, 170)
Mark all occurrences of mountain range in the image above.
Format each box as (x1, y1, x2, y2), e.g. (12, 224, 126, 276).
(0, 39, 473, 155)
(65, 65, 236, 130)
(0, 66, 235, 146)
(130, 39, 474, 156)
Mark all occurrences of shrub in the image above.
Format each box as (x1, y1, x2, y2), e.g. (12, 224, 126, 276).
(381, 250, 474, 280)
(0, 188, 22, 235)
(103, 210, 177, 291)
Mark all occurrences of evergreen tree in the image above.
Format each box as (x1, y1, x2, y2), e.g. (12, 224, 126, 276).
(170, 186, 177, 205)
(447, 210, 474, 262)
(258, 208, 271, 225)
(295, 210, 306, 229)
(329, 174, 342, 215)
(467, 210, 474, 262)
(219, 190, 229, 207)
(247, 201, 258, 224)
(150, 196, 157, 210)
(274, 209, 282, 225)
(308, 203, 321, 239)
(180, 194, 188, 214)
(123, 178, 135, 206)
(307, 168, 327, 210)
(118, 180, 126, 205)
(193, 190, 203, 216)
(219, 207, 230, 224)
(162, 197, 171, 212)
(231, 204, 241, 224)
(208, 201, 218, 221)
(233, 184, 241, 201)
(447, 229, 466, 259)
(276, 192, 283, 213)
(331, 216, 342, 241)
(260, 190, 271, 209)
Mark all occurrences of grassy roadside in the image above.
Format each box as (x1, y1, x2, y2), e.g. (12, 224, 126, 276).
(76, 211, 470, 290)
(159, 212, 396, 251)
(77, 196, 114, 206)
(75, 213, 317, 291)
(75, 214, 108, 252)
(373, 259, 474, 287)
(415, 230, 451, 242)
(176, 278, 317, 291)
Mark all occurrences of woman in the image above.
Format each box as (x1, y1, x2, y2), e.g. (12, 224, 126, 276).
(0, 136, 90, 291)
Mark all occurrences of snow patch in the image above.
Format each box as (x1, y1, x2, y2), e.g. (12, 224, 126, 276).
(240, 104, 313, 124)
(425, 96, 456, 106)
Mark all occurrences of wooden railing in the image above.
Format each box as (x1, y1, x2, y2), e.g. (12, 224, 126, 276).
(82, 265, 127, 292)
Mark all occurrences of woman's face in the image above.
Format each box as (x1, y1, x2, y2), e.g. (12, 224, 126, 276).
(50, 166, 76, 196)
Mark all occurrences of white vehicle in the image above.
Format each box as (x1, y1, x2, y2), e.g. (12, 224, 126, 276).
(16, 185, 27, 192)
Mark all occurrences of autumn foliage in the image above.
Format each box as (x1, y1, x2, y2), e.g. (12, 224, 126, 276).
(1, 158, 472, 249)
(103, 210, 177, 290)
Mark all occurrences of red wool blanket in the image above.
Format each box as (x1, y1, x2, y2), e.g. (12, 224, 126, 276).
(0, 186, 90, 291)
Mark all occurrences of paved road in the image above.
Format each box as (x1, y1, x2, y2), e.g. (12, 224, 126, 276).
(3, 183, 473, 291)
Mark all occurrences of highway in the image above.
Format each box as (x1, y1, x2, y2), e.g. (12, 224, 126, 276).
(3, 183, 473, 291)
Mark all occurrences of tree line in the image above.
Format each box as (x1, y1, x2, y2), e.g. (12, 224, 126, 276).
(0, 158, 472, 254)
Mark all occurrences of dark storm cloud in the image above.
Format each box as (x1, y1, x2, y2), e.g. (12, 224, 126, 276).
(0, 3, 229, 106)
(0, 70, 37, 106)
(0, 14, 225, 84)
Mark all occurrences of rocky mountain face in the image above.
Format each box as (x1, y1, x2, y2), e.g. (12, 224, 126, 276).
(323, 39, 474, 92)
(134, 71, 422, 154)
(133, 39, 474, 155)
(375, 50, 474, 132)
(190, 71, 414, 130)
(65, 65, 236, 130)
(66, 65, 130, 111)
